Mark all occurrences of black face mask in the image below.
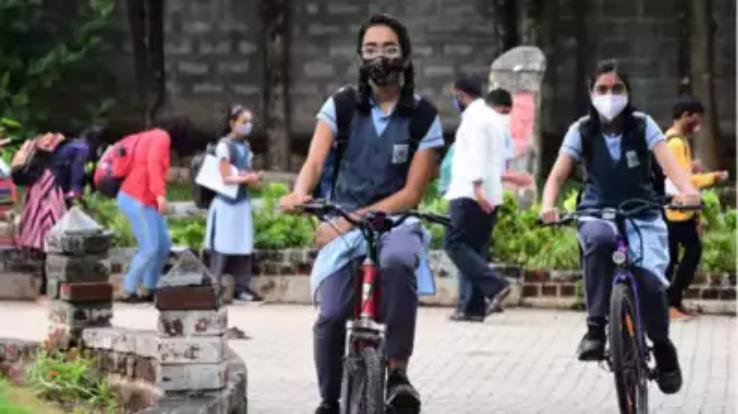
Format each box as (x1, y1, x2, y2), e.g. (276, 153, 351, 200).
(361, 56, 405, 87)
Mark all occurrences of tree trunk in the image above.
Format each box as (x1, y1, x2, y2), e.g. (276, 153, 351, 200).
(689, 0, 720, 169)
(573, 0, 590, 114)
(260, 0, 291, 171)
(677, 0, 691, 94)
(125, 0, 165, 126)
(492, 0, 517, 56)
(515, 0, 542, 46)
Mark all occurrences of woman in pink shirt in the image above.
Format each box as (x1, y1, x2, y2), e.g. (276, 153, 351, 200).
(117, 116, 190, 302)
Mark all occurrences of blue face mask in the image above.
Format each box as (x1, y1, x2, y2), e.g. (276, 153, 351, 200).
(237, 122, 252, 137)
(450, 97, 464, 113)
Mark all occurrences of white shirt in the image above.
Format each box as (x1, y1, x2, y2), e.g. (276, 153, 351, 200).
(444, 98, 507, 206)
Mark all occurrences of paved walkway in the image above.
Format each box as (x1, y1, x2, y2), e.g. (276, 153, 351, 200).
(0, 300, 734, 413)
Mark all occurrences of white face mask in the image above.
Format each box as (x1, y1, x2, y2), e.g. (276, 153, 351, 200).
(591, 94, 628, 122)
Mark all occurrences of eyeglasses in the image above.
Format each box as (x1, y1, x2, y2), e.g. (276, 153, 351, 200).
(593, 83, 627, 95)
(360, 44, 402, 60)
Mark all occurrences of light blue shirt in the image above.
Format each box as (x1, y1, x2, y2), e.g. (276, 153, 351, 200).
(310, 95, 444, 298)
(316, 96, 445, 152)
(560, 112, 665, 162)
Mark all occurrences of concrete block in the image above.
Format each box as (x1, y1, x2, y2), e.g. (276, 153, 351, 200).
(0, 272, 39, 300)
(155, 286, 220, 311)
(156, 337, 226, 364)
(48, 300, 112, 328)
(158, 309, 228, 337)
(45, 254, 109, 282)
(45, 231, 112, 256)
(59, 282, 112, 302)
(157, 362, 227, 391)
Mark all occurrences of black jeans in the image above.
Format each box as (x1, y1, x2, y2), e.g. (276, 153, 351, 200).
(665, 218, 702, 308)
(444, 198, 507, 314)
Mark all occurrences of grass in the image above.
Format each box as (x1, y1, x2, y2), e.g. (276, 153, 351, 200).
(0, 377, 64, 414)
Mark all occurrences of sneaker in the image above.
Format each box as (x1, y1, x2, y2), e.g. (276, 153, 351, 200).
(577, 328, 606, 361)
(386, 369, 421, 413)
(233, 291, 255, 303)
(448, 311, 484, 322)
(653, 341, 683, 394)
(486, 282, 512, 315)
(314, 400, 339, 414)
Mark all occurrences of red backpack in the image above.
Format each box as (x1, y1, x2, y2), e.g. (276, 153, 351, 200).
(93, 133, 142, 198)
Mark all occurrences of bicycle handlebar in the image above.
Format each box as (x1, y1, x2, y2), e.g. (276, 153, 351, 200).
(296, 199, 451, 230)
(540, 197, 703, 227)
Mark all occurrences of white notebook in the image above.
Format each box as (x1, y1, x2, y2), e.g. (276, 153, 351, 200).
(194, 154, 239, 199)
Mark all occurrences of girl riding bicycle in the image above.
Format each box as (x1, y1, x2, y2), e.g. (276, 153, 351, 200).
(540, 59, 700, 395)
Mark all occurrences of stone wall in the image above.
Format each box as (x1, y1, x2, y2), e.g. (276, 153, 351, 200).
(101, 0, 735, 166)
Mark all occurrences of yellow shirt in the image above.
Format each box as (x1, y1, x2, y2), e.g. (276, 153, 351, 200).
(664, 129, 717, 221)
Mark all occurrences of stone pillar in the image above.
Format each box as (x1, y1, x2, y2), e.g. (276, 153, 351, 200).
(489, 46, 546, 207)
(45, 207, 114, 348)
(155, 250, 228, 392)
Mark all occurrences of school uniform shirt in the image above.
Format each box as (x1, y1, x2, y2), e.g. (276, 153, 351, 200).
(444, 98, 507, 207)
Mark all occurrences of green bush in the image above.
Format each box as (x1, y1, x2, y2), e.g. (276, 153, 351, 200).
(253, 182, 314, 249)
(26, 349, 117, 413)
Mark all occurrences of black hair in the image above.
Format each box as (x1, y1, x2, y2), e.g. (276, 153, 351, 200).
(153, 112, 192, 149)
(356, 13, 415, 116)
(585, 59, 637, 131)
(672, 95, 704, 119)
(485, 88, 513, 107)
(221, 104, 250, 136)
(453, 73, 484, 98)
(78, 125, 105, 162)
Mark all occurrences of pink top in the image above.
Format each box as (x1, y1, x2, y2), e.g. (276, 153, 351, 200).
(120, 129, 170, 208)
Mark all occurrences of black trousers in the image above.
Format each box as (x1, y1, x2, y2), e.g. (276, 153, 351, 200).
(665, 218, 702, 308)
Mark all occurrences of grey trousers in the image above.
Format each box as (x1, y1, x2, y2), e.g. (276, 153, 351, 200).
(209, 252, 253, 296)
(578, 220, 669, 344)
(314, 224, 423, 402)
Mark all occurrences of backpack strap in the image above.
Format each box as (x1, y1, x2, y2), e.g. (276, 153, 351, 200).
(329, 85, 358, 198)
(408, 97, 438, 150)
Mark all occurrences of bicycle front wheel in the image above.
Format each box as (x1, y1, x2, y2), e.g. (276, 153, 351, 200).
(342, 346, 385, 414)
(610, 282, 648, 414)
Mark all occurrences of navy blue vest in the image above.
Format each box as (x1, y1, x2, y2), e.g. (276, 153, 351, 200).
(578, 113, 657, 210)
(332, 112, 415, 211)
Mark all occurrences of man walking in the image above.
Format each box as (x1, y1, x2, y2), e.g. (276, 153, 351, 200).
(444, 74, 512, 321)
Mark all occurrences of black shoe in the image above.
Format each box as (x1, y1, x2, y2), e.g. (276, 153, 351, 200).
(486, 282, 512, 315)
(119, 294, 147, 304)
(386, 369, 421, 413)
(242, 287, 264, 302)
(448, 311, 484, 322)
(653, 341, 683, 394)
(577, 329, 606, 361)
(314, 400, 339, 414)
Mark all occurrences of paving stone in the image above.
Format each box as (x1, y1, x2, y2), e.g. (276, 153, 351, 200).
(158, 309, 228, 337)
(48, 300, 112, 328)
(156, 337, 226, 364)
(155, 286, 220, 311)
(45, 254, 109, 282)
(59, 282, 113, 302)
(157, 362, 227, 391)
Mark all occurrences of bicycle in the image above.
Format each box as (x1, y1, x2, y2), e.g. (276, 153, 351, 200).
(298, 199, 450, 414)
(544, 197, 700, 414)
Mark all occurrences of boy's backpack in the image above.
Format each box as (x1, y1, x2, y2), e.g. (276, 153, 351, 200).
(92, 134, 142, 198)
(314, 85, 438, 200)
(191, 138, 237, 209)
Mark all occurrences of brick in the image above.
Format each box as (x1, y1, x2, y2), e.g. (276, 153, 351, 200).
(159, 309, 228, 337)
(525, 269, 550, 282)
(48, 300, 112, 328)
(718, 288, 736, 301)
(424, 65, 454, 78)
(164, 39, 192, 55)
(559, 283, 576, 297)
(193, 81, 224, 94)
(541, 284, 558, 297)
(217, 61, 250, 74)
(59, 282, 112, 303)
(157, 362, 227, 391)
(326, 3, 361, 14)
(45, 232, 112, 256)
(701, 288, 719, 300)
(304, 61, 335, 78)
(157, 337, 226, 364)
(155, 286, 220, 311)
(232, 84, 260, 96)
(199, 40, 231, 55)
(522, 283, 540, 297)
(178, 61, 209, 76)
(0, 272, 40, 300)
(306, 23, 342, 36)
(45, 254, 109, 282)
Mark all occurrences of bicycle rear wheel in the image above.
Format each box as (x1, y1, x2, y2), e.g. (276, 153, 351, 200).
(610, 282, 648, 414)
(342, 346, 385, 414)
